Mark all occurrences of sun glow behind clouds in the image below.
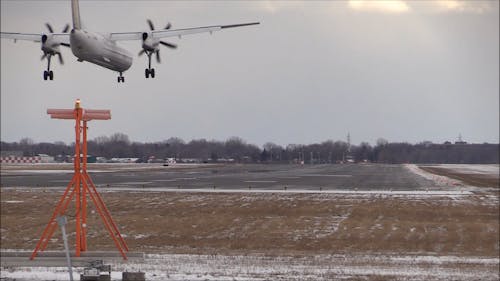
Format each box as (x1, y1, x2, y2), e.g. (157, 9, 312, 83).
(348, 0, 410, 13)
(436, 0, 465, 11)
(433, 0, 492, 13)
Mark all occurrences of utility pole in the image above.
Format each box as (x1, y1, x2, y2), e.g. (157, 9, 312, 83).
(57, 216, 74, 281)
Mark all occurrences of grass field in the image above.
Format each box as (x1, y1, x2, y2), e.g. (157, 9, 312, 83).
(1, 164, 498, 280)
(1, 189, 498, 257)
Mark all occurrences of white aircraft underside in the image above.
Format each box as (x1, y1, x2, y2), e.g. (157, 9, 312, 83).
(70, 29, 133, 72)
(0, 0, 259, 82)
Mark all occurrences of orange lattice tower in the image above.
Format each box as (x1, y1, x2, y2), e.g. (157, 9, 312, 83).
(31, 99, 128, 260)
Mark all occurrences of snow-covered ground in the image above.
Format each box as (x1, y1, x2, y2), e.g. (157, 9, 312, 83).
(425, 164, 499, 176)
(1, 253, 499, 281)
(405, 164, 465, 187)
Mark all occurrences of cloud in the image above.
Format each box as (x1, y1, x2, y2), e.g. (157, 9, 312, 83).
(256, 1, 307, 14)
(347, 1, 497, 14)
(432, 0, 495, 14)
(348, 0, 410, 13)
(435, 0, 465, 11)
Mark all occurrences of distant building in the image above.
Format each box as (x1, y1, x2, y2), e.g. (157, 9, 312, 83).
(37, 154, 55, 163)
(165, 158, 177, 164)
(110, 158, 140, 163)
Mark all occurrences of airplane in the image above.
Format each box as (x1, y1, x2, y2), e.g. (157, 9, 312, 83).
(0, 0, 259, 83)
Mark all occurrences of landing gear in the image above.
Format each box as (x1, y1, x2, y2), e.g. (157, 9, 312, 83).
(144, 52, 156, 79)
(43, 70, 54, 81)
(145, 68, 155, 78)
(117, 72, 125, 83)
(43, 55, 54, 81)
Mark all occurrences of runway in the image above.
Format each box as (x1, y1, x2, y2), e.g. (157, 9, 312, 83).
(1, 163, 440, 191)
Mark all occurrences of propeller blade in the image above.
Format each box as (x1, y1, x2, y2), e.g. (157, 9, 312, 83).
(57, 53, 64, 65)
(62, 24, 70, 33)
(61, 43, 70, 47)
(160, 41, 177, 49)
(138, 49, 145, 56)
(156, 50, 161, 63)
(147, 19, 155, 31)
(45, 23, 54, 33)
(41, 54, 47, 60)
(165, 22, 172, 30)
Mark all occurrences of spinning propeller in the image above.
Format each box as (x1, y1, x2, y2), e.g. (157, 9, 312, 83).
(40, 23, 70, 80)
(41, 23, 70, 65)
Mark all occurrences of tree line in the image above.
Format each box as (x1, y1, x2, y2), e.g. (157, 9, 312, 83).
(1, 134, 498, 164)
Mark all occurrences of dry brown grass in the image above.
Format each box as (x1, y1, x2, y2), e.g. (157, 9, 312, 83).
(419, 167, 499, 188)
(1, 190, 498, 257)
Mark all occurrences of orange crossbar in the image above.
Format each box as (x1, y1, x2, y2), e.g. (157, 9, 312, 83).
(83, 113, 111, 120)
(31, 100, 127, 260)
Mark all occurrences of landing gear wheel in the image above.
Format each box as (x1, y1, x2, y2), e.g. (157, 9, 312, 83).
(150, 68, 155, 78)
(43, 71, 48, 81)
(145, 69, 150, 78)
(49, 71, 54, 81)
(117, 71, 125, 83)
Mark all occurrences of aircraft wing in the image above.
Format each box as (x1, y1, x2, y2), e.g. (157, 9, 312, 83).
(1, 32, 42, 42)
(0, 32, 70, 44)
(109, 22, 259, 41)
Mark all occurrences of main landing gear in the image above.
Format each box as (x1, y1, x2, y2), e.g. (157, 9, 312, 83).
(43, 55, 54, 81)
(145, 68, 155, 78)
(145, 52, 156, 79)
(117, 72, 125, 83)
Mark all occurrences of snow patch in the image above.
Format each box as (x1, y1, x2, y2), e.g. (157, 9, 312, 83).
(405, 164, 464, 187)
(1, 253, 498, 281)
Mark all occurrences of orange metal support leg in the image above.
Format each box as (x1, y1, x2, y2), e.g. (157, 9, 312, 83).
(31, 176, 76, 259)
(74, 110, 82, 257)
(85, 174, 129, 251)
(81, 183, 88, 251)
(81, 121, 88, 251)
(82, 180, 127, 259)
(39, 184, 77, 251)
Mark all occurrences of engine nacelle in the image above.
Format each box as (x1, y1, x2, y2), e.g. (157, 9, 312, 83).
(41, 34, 61, 55)
(141, 33, 158, 52)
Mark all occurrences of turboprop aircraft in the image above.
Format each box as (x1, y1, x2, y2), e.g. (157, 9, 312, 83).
(0, 0, 259, 83)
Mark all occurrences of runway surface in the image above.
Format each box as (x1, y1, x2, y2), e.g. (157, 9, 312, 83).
(0, 163, 439, 191)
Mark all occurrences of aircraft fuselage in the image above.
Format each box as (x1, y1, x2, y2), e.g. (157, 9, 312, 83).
(70, 29, 132, 72)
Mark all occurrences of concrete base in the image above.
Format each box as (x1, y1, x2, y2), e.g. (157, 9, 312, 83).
(122, 272, 146, 281)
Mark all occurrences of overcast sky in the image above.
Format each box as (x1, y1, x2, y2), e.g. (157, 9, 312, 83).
(1, 0, 498, 147)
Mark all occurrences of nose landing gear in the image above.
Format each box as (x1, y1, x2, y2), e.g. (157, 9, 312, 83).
(145, 68, 155, 78)
(117, 72, 125, 83)
(43, 70, 54, 81)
